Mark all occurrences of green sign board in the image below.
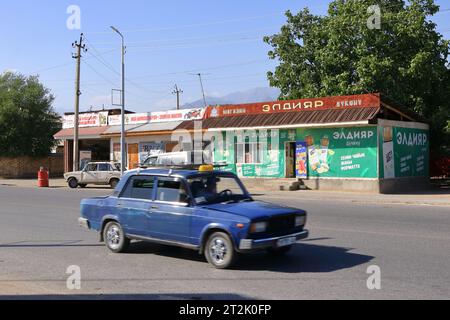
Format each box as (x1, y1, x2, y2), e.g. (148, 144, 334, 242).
(380, 126, 429, 178)
(297, 127, 378, 178)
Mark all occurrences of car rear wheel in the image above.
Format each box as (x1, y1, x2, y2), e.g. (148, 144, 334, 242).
(205, 232, 236, 269)
(110, 178, 119, 189)
(103, 221, 129, 253)
(68, 178, 78, 189)
(266, 245, 293, 255)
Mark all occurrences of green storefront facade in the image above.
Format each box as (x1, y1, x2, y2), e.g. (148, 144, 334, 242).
(213, 124, 429, 180)
(204, 94, 430, 192)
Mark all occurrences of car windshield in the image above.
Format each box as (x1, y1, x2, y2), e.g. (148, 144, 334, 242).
(188, 174, 252, 205)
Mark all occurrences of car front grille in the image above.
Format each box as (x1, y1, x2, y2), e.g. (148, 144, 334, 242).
(248, 214, 303, 240)
(267, 214, 296, 233)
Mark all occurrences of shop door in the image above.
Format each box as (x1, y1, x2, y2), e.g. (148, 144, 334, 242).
(285, 142, 296, 178)
(128, 144, 139, 170)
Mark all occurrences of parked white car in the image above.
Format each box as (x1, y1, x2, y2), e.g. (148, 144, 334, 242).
(64, 162, 121, 189)
(139, 151, 210, 168)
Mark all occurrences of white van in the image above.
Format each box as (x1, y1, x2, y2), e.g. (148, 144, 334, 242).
(140, 151, 210, 168)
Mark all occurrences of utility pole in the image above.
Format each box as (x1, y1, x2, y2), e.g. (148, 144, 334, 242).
(172, 84, 183, 110)
(72, 33, 87, 171)
(190, 73, 208, 107)
(111, 26, 126, 174)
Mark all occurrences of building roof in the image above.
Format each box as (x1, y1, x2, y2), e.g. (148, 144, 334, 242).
(102, 124, 149, 135)
(101, 121, 184, 137)
(176, 107, 381, 131)
(54, 126, 111, 140)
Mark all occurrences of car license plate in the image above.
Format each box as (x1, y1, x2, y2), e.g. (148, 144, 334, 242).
(277, 237, 296, 248)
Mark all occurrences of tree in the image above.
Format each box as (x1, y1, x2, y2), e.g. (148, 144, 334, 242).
(0, 72, 61, 157)
(264, 0, 450, 154)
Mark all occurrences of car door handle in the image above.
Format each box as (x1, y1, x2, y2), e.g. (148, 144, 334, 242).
(151, 205, 159, 210)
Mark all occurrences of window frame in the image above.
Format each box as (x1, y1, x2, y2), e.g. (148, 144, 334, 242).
(119, 175, 156, 202)
(235, 141, 264, 165)
(97, 163, 111, 172)
(154, 176, 191, 207)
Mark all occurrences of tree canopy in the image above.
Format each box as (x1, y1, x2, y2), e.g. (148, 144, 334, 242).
(0, 72, 61, 157)
(264, 0, 450, 153)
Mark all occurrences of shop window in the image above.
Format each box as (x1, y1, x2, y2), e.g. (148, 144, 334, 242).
(235, 142, 263, 164)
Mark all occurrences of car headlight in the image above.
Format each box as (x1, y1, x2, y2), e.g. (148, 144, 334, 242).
(295, 215, 307, 227)
(250, 221, 268, 233)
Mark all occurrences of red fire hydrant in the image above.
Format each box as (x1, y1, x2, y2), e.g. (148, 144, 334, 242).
(38, 167, 49, 188)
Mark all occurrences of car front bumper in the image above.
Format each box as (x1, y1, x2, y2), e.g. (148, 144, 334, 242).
(238, 230, 309, 251)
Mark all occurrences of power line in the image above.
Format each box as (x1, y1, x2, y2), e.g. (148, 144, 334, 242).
(30, 49, 118, 75)
(89, 27, 280, 46)
(81, 57, 119, 88)
(86, 14, 284, 35)
(131, 59, 269, 80)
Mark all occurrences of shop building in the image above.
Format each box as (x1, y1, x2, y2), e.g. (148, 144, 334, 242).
(54, 109, 133, 172)
(101, 108, 205, 169)
(55, 108, 205, 171)
(178, 93, 430, 193)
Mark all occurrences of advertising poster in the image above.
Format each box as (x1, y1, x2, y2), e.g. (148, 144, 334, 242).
(298, 127, 378, 178)
(382, 127, 395, 179)
(295, 142, 308, 178)
(393, 127, 429, 178)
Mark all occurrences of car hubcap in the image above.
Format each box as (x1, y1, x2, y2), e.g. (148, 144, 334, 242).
(210, 238, 227, 264)
(106, 225, 121, 249)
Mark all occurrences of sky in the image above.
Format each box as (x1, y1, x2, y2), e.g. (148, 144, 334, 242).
(1, 0, 449, 115)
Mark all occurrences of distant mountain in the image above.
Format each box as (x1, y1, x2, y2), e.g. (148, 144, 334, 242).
(181, 87, 281, 109)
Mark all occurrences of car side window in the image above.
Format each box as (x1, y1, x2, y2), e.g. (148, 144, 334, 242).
(98, 163, 110, 171)
(86, 163, 97, 171)
(120, 176, 155, 201)
(156, 178, 188, 204)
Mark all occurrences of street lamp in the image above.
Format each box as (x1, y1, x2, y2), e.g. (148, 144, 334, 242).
(111, 26, 126, 174)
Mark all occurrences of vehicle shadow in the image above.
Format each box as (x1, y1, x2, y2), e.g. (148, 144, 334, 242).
(0, 293, 252, 300)
(0, 240, 103, 248)
(235, 243, 373, 273)
(126, 241, 206, 263)
(126, 241, 373, 273)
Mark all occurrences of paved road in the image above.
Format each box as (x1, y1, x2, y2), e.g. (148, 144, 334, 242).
(0, 185, 449, 299)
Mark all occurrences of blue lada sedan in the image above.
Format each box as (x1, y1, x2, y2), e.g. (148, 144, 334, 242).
(79, 165, 309, 269)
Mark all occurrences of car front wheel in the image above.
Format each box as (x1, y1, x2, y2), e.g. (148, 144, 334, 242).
(205, 232, 237, 269)
(68, 178, 78, 189)
(103, 221, 130, 253)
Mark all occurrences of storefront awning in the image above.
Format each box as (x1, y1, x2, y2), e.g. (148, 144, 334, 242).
(176, 107, 381, 131)
(54, 126, 111, 140)
(101, 121, 184, 137)
(102, 124, 148, 135)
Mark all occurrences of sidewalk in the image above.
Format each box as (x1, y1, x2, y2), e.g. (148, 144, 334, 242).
(0, 178, 109, 189)
(1, 178, 449, 207)
(257, 189, 450, 207)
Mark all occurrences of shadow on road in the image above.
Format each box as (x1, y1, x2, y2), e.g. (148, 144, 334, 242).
(0, 240, 102, 248)
(125, 241, 373, 273)
(0, 293, 252, 300)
